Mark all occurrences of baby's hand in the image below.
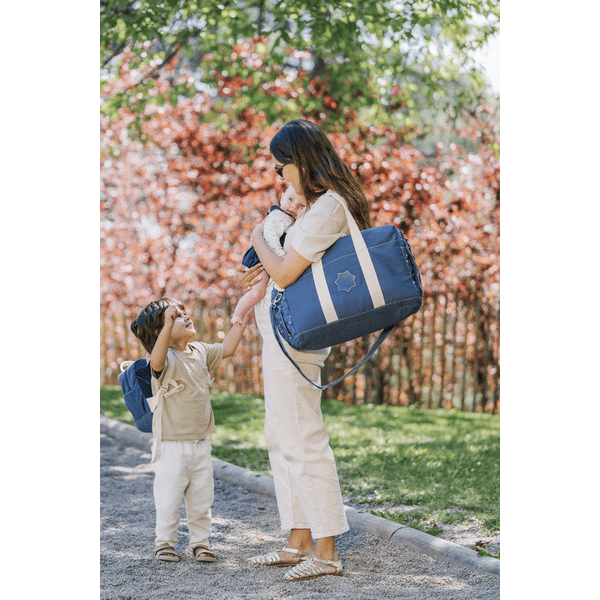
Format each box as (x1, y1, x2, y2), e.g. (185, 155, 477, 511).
(163, 305, 180, 326)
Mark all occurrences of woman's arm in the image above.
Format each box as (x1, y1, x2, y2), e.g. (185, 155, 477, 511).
(250, 224, 312, 289)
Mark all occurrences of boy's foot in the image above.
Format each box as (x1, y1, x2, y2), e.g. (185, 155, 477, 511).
(194, 546, 217, 562)
(155, 547, 180, 562)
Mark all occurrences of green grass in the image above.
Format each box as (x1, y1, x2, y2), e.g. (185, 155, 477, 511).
(471, 543, 500, 559)
(101, 386, 136, 424)
(101, 387, 499, 533)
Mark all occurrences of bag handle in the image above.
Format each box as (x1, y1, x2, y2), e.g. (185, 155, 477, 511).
(120, 360, 134, 373)
(270, 307, 395, 390)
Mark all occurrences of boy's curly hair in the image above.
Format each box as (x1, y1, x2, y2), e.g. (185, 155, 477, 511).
(130, 297, 185, 354)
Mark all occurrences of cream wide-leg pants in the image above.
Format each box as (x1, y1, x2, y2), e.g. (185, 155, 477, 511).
(255, 295, 349, 538)
(151, 439, 214, 551)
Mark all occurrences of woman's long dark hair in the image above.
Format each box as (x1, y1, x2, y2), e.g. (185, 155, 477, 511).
(270, 119, 372, 230)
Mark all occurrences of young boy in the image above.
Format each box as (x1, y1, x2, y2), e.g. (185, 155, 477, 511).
(130, 297, 247, 563)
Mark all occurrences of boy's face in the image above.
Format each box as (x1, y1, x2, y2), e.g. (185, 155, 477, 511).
(280, 186, 307, 220)
(168, 307, 196, 343)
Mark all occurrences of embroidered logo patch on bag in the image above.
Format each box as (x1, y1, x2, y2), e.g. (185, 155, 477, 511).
(335, 270, 357, 292)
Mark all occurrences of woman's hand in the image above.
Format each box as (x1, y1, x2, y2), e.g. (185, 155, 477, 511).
(236, 264, 264, 290)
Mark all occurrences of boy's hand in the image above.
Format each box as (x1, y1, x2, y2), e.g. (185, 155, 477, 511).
(163, 305, 181, 327)
(150, 305, 180, 374)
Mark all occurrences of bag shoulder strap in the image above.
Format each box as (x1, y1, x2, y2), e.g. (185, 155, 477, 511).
(270, 308, 395, 390)
(322, 191, 385, 311)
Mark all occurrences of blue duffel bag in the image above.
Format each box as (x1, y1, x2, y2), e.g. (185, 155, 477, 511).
(270, 191, 423, 389)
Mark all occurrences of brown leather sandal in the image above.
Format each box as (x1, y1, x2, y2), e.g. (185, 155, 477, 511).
(155, 546, 180, 562)
(193, 545, 217, 562)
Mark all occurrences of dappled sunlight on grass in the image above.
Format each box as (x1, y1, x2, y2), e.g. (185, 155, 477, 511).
(321, 402, 499, 529)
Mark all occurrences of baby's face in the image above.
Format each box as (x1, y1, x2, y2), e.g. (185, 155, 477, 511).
(280, 187, 307, 220)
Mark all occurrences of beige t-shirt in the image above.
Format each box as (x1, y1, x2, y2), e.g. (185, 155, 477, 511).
(151, 341, 224, 441)
(285, 190, 351, 262)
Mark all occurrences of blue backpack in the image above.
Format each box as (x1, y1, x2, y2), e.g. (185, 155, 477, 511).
(119, 359, 154, 432)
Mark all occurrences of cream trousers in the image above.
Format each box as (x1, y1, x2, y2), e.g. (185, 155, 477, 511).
(255, 295, 349, 538)
(151, 439, 213, 551)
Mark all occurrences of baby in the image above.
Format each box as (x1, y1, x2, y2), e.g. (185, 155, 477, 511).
(232, 187, 307, 326)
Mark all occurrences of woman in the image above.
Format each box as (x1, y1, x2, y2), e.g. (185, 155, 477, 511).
(240, 119, 372, 582)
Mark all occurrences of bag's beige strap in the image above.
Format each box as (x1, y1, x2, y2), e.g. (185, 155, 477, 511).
(312, 260, 338, 323)
(311, 191, 385, 322)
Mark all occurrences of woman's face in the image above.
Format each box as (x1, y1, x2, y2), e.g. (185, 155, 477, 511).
(275, 161, 304, 198)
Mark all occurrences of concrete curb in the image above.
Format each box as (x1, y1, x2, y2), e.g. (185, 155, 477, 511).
(101, 416, 499, 578)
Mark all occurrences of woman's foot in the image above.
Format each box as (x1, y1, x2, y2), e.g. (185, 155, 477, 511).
(283, 556, 343, 581)
(248, 547, 314, 567)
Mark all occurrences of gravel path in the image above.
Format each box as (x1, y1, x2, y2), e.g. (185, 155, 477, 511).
(101, 432, 499, 599)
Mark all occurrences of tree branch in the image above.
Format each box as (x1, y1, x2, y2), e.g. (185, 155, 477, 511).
(257, 0, 265, 36)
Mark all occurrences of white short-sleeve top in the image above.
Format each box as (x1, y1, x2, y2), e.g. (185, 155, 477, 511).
(285, 190, 351, 263)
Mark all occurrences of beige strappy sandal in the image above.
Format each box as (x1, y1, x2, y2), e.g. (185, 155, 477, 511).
(283, 556, 343, 581)
(247, 547, 314, 567)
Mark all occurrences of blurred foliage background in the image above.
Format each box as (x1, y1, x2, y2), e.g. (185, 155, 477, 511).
(100, 1, 500, 410)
